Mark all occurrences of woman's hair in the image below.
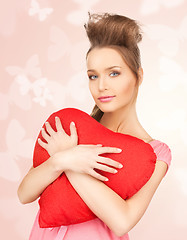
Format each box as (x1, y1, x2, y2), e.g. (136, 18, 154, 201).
(84, 12, 143, 122)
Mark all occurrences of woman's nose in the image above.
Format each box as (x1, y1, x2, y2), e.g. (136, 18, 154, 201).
(98, 77, 108, 91)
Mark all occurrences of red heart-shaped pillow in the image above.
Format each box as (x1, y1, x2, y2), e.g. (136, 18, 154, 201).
(33, 107, 156, 228)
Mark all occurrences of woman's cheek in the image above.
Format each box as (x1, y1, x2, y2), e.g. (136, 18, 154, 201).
(118, 80, 133, 95)
(89, 86, 98, 102)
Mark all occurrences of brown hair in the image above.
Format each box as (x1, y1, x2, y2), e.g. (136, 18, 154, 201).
(84, 12, 143, 122)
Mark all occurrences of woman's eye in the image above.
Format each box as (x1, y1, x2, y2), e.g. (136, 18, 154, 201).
(110, 71, 120, 77)
(88, 75, 97, 80)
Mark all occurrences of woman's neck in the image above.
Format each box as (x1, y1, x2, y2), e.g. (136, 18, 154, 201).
(99, 104, 153, 143)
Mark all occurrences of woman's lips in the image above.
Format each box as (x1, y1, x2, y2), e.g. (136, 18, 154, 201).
(98, 96, 115, 102)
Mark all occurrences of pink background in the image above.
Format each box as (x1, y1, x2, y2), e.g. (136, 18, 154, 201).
(0, 0, 187, 239)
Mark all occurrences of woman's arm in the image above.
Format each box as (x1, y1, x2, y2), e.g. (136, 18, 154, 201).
(17, 152, 65, 204)
(65, 160, 168, 237)
(17, 117, 78, 205)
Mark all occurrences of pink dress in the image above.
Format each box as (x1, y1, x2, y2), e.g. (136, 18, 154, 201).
(29, 139, 172, 240)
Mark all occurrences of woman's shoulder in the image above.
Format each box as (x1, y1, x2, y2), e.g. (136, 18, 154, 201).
(148, 139, 172, 170)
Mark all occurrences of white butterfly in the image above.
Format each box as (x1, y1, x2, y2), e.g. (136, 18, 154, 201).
(0, 81, 32, 120)
(67, 0, 100, 26)
(15, 75, 53, 106)
(33, 87, 53, 107)
(6, 54, 42, 79)
(5, 54, 53, 107)
(28, 0, 53, 21)
(15, 75, 47, 95)
(140, 0, 185, 15)
(0, 119, 34, 182)
(43, 80, 68, 109)
(144, 15, 187, 56)
(48, 25, 89, 68)
(48, 25, 71, 62)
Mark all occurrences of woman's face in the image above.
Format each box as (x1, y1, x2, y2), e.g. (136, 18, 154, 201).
(86, 47, 140, 113)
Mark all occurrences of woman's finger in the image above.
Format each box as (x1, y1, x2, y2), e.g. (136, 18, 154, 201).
(45, 121, 56, 136)
(98, 146, 122, 154)
(55, 117, 65, 133)
(97, 156, 123, 169)
(38, 138, 48, 149)
(95, 162, 118, 174)
(70, 122, 78, 142)
(41, 128, 50, 142)
(79, 144, 102, 147)
(88, 169, 109, 182)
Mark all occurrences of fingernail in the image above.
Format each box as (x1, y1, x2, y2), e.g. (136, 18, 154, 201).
(105, 178, 109, 181)
(117, 148, 122, 152)
(71, 121, 75, 126)
(119, 164, 123, 168)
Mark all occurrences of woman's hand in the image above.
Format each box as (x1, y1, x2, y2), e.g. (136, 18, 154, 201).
(60, 144, 123, 182)
(38, 116, 123, 182)
(38, 116, 78, 156)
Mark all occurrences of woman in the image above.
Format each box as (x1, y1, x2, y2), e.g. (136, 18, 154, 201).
(17, 12, 172, 239)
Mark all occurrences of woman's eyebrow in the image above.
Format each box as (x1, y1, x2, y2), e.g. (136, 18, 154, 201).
(87, 66, 121, 72)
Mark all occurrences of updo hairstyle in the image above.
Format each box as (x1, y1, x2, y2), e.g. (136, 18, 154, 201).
(84, 12, 143, 122)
